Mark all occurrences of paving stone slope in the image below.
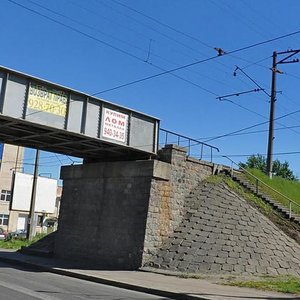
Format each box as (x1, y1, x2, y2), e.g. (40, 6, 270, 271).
(146, 181, 300, 276)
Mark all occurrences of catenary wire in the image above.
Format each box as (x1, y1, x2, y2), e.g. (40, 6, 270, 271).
(216, 150, 300, 158)
(111, 0, 213, 50)
(91, 30, 300, 95)
(9, 0, 300, 106)
(96, 0, 210, 56)
(8, 0, 224, 102)
(210, 0, 270, 39)
(25, 0, 242, 92)
(110, 0, 273, 77)
(202, 108, 300, 143)
(10, 0, 276, 127)
(233, 66, 300, 134)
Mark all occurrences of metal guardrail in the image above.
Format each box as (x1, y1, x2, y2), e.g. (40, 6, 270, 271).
(223, 155, 300, 218)
(160, 128, 219, 162)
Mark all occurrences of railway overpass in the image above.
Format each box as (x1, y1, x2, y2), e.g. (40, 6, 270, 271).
(0, 65, 159, 161)
(0, 65, 220, 270)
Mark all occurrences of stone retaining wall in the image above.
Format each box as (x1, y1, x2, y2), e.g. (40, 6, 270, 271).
(55, 144, 300, 275)
(55, 145, 216, 269)
(146, 181, 300, 276)
(142, 145, 217, 264)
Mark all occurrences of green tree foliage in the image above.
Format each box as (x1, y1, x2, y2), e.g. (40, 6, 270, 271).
(240, 154, 266, 171)
(240, 154, 297, 181)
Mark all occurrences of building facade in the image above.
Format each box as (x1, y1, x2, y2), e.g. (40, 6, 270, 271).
(0, 144, 24, 232)
(0, 143, 61, 234)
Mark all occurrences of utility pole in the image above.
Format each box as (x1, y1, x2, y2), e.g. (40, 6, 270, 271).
(266, 49, 300, 178)
(27, 149, 40, 240)
(266, 52, 277, 179)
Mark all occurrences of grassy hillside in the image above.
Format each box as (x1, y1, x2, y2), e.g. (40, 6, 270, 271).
(208, 175, 300, 244)
(245, 168, 300, 214)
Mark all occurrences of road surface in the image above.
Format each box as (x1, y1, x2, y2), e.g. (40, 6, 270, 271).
(0, 261, 172, 300)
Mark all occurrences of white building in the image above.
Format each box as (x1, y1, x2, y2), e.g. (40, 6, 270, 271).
(0, 144, 61, 233)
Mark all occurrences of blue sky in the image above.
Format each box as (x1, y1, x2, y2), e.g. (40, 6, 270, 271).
(1, 0, 300, 179)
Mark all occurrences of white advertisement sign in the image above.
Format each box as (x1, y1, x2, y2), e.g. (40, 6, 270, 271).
(102, 108, 128, 143)
(11, 172, 57, 213)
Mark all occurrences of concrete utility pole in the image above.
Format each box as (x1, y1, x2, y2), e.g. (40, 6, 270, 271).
(266, 49, 300, 178)
(27, 149, 40, 240)
(266, 52, 277, 179)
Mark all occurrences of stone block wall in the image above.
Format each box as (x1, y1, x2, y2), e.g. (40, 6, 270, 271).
(55, 145, 217, 269)
(56, 160, 155, 269)
(142, 145, 217, 264)
(55, 144, 300, 275)
(147, 181, 300, 276)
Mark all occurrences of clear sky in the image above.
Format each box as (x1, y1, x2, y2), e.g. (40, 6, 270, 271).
(1, 0, 300, 179)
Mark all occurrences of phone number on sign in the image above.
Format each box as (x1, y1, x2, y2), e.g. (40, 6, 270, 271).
(103, 128, 125, 141)
(28, 98, 66, 117)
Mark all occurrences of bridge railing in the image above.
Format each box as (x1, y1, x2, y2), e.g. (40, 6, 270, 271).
(223, 155, 300, 218)
(159, 128, 219, 162)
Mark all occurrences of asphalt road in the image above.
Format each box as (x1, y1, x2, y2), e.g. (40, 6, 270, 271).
(0, 261, 172, 300)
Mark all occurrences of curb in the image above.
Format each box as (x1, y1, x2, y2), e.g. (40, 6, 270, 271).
(0, 254, 209, 300)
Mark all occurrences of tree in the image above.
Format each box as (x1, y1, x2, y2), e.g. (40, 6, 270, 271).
(272, 160, 297, 181)
(240, 154, 266, 171)
(240, 154, 297, 181)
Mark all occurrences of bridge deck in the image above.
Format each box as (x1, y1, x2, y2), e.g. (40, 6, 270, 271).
(0, 66, 159, 160)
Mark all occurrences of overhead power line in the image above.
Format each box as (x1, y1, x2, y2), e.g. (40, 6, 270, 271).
(171, 107, 300, 149)
(0, 152, 82, 166)
(216, 88, 263, 100)
(26, 0, 153, 59)
(8, 0, 300, 98)
(219, 150, 300, 158)
(9, 0, 276, 124)
(201, 124, 300, 140)
(8, 0, 146, 62)
(24, 0, 244, 94)
(97, 0, 207, 56)
(111, 0, 274, 76)
(103, 0, 277, 88)
(111, 0, 213, 50)
(8, 0, 223, 99)
(229, 55, 271, 70)
(100, 0, 212, 57)
(232, 65, 300, 135)
(203, 108, 300, 143)
(92, 30, 300, 95)
(234, 66, 271, 98)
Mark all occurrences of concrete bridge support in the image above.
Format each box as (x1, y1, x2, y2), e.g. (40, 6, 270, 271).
(54, 145, 215, 269)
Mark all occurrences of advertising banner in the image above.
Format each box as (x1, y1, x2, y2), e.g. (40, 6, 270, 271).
(11, 172, 57, 213)
(28, 82, 68, 117)
(102, 108, 128, 143)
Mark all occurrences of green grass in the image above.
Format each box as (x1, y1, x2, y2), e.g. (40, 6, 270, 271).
(176, 270, 300, 294)
(226, 275, 300, 294)
(245, 168, 300, 214)
(208, 175, 273, 215)
(0, 233, 47, 250)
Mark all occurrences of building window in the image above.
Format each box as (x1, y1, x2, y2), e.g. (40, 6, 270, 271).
(0, 190, 11, 202)
(37, 215, 43, 227)
(0, 214, 9, 226)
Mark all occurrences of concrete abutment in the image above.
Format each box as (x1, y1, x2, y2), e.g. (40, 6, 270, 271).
(54, 144, 300, 276)
(55, 145, 215, 269)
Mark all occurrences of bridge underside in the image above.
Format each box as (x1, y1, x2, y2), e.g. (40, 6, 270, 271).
(0, 116, 153, 161)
